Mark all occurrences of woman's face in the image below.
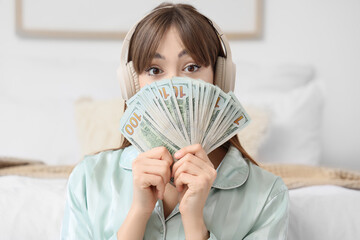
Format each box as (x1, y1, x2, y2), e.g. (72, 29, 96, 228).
(138, 26, 214, 88)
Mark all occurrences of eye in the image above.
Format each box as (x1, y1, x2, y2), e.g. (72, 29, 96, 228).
(184, 64, 201, 73)
(146, 67, 163, 76)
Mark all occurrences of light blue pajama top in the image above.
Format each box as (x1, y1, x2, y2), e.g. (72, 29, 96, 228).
(61, 145, 289, 239)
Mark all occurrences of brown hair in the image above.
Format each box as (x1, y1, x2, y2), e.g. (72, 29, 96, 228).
(118, 3, 258, 165)
(128, 3, 225, 73)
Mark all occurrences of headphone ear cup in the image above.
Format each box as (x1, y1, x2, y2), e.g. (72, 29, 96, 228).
(117, 65, 126, 99)
(230, 61, 236, 92)
(214, 56, 226, 91)
(127, 61, 140, 94)
(120, 61, 140, 100)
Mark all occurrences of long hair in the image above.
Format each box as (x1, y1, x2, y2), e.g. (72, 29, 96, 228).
(115, 3, 258, 166)
(129, 3, 225, 73)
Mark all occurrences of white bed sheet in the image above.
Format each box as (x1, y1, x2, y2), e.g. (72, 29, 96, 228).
(0, 176, 68, 240)
(288, 185, 360, 240)
(1, 176, 359, 240)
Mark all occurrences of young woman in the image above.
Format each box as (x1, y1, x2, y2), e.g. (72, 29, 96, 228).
(61, 3, 289, 240)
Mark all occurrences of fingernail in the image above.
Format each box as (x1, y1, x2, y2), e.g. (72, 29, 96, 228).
(174, 151, 180, 158)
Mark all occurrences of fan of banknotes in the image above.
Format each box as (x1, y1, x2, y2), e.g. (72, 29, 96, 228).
(119, 77, 251, 157)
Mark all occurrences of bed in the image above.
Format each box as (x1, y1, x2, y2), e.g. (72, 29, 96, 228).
(1, 58, 360, 239)
(1, 162, 360, 239)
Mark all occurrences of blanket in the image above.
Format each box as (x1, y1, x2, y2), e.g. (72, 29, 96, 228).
(261, 163, 360, 190)
(1, 158, 359, 190)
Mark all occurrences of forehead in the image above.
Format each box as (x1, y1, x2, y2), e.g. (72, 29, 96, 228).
(131, 20, 217, 73)
(154, 27, 186, 55)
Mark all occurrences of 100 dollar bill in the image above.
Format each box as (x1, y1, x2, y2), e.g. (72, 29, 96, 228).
(120, 77, 251, 156)
(120, 104, 181, 155)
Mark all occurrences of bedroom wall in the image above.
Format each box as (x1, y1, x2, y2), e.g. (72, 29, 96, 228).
(230, 0, 360, 170)
(1, 0, 359, 169)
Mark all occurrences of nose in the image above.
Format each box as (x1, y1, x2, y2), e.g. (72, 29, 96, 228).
(164, 68, 181, 79)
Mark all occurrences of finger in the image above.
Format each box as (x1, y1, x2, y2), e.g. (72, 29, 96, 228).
(141, 174, 166, 200)
(172, 153, 205, 177)
(172, 149, 216, 177)
(142, 146, 174, 167)
(174, 172, 196, 192)
(173, 160, 203, 181)
(138, 162, 171, 184)
(174, 144, 207, 160)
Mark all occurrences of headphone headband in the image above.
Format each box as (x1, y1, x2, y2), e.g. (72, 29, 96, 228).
(118, 5, 236, 100)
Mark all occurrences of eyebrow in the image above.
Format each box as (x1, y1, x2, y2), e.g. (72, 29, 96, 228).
(153, 49, 188, 60)
(178, 49, 188, 58)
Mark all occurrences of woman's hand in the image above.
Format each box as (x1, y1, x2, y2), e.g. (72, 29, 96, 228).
(118, 147, 172, 240)
(131, 146, 173, 216)
(172, 144, 217, 239)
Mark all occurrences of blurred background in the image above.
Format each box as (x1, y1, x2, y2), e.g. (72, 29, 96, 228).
(1, 0, 359, 170)
(1, 1, 360, 239)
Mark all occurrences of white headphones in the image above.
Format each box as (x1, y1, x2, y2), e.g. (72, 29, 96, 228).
(117, 6, 236, 100)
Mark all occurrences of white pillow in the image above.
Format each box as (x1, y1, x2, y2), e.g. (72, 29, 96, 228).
(236, 62, 315, 93)
(0, 97, 81, 165)
(74, 97, 125, 159)
(0, 53, 121, 165)
(234, 63, 324, 165)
